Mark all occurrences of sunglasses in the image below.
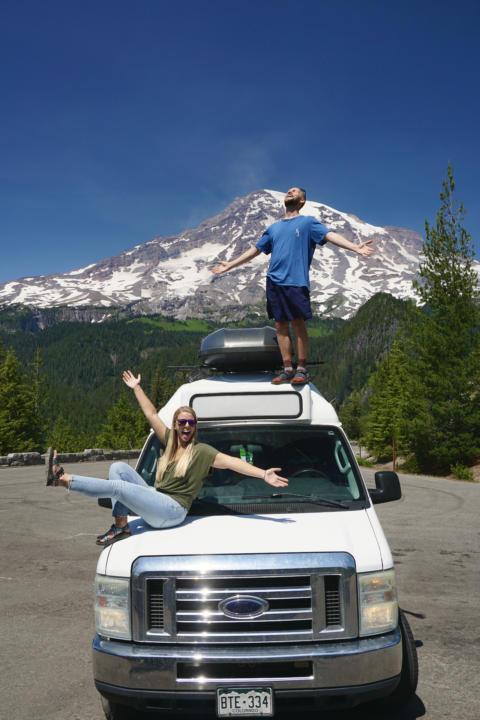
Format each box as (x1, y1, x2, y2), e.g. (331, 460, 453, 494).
(177, 418, 196, 426)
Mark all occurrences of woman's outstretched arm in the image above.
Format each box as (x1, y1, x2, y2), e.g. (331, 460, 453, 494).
(122, 370, 168, 445)
(212, 452, 288, 487)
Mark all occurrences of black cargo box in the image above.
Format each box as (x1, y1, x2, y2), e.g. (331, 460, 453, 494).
(199, 327, 282, 371)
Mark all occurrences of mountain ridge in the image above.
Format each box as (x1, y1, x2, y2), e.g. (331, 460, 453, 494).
(0, 189, 448, 320)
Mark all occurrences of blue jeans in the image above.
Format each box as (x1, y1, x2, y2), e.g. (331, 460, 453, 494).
(70, 461, 187, 529)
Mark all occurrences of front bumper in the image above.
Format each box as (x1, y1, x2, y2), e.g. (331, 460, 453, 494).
(93, 629, 401, 711)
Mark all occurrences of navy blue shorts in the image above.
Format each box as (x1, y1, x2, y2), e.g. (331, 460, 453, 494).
(266, 277, 312, 321)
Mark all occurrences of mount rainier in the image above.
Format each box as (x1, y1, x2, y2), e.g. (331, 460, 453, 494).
(0, 190, 428, 320)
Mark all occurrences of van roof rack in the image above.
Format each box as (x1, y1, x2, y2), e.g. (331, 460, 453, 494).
(198, 327, 324, 372)
(167, 327, 324, 374)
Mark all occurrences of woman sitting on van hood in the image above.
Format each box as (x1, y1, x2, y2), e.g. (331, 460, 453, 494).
(46, 370, 288, 547)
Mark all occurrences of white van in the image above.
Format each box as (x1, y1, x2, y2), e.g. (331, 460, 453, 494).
(93, 328, 417, 719)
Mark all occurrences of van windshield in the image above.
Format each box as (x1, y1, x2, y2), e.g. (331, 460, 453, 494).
(137, 425, 368, 514)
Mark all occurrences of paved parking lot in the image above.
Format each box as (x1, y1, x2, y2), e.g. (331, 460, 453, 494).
(0, 461, 478, 719)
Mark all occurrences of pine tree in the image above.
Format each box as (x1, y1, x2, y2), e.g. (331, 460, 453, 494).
(413, 165, 478, 321)
(339, 390, 365, 440)
(96, 393, 147, 450)
(0, 347, 44, 453)
(46, 415, 90, 453)
(365, 341, 410, 469)
(150, 366, 175, 410)
(28, 348, 45, 446)
(404, 165, 480, 473)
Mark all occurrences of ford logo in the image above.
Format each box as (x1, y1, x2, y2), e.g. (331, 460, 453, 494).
(219, 595, 269, 619)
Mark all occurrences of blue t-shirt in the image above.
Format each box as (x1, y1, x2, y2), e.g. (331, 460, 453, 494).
(255, 215, 329, 289)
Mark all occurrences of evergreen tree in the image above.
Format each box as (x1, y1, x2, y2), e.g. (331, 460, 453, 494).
(339, 389, 365, 440)
(365, 341, 410, 469)
(46, 414, 89, 453)
(96, 393, 147, 450)
(28, 348, 45, 445)
(413, 165, 478, 319)
(0, 347, 44, 453)
(404, 166, 480, 473)
(150, 366, 175, 410)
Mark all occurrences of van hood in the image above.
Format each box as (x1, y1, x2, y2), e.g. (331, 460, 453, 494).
(98, 508, 390, 577)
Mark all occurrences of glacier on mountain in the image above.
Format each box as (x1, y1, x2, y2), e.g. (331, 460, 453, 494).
(0, 188, 444, 319)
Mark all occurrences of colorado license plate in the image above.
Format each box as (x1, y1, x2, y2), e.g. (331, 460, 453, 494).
(217, 687, 273, 717)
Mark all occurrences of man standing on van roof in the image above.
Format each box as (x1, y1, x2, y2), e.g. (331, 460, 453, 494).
(211, 187, 374, 385)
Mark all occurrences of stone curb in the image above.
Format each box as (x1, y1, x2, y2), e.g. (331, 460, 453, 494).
(0, 449, 140, 468)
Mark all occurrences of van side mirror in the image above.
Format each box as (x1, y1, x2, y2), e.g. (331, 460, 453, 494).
(369, 471, 402, 504)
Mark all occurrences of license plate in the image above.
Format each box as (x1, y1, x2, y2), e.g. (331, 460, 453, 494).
(217, 687, 273, 717)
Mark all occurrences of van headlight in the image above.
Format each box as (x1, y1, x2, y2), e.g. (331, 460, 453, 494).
(94, 575, 131, 640)
(358, 569, 398, 636)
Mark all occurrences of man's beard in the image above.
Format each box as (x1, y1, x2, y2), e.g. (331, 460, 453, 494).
(284, 197, 300, 210)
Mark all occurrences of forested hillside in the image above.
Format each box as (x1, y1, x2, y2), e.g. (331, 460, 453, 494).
(0, 294, 408, 451)
(308, 293, 414, 405)
(0, 313, 214, 448)
(0, 297, 399, 450)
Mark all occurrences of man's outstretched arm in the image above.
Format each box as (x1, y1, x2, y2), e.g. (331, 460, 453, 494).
(325, 231, 374, 257)
(211, 246, 261, 275)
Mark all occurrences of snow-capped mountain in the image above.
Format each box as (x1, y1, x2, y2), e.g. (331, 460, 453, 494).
(0, 190, 429, 320)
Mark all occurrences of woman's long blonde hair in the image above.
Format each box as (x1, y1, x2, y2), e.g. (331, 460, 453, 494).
(155, 406, 198, 483)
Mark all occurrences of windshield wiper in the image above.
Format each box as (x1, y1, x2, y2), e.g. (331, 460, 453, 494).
(244, 493, 349, 509)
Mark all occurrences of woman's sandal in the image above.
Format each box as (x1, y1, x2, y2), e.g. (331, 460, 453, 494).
(96, 524, 131, 541)
(96, 524, 131, 547)
(96, 524, 116, 541)
(45, 447, 65, 486)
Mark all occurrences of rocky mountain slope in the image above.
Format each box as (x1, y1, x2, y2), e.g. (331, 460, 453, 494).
(0, 189, 431, 320)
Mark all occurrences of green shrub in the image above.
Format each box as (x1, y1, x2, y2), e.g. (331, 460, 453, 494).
(356, 456, 374, 467)
(402, 456, 420, 474)
(450, 463, 475, 482)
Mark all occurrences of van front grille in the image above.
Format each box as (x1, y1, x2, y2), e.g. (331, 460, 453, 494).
(175, 574, 313, 638)
(132, 553, 357, 644)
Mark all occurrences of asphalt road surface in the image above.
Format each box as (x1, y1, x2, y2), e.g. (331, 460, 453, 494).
(0, 461, 478, 720)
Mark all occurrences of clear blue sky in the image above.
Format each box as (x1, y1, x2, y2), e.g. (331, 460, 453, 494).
(1, 0, 479, 284)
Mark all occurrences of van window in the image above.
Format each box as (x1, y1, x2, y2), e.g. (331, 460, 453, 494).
(137, 425, 366, 513)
